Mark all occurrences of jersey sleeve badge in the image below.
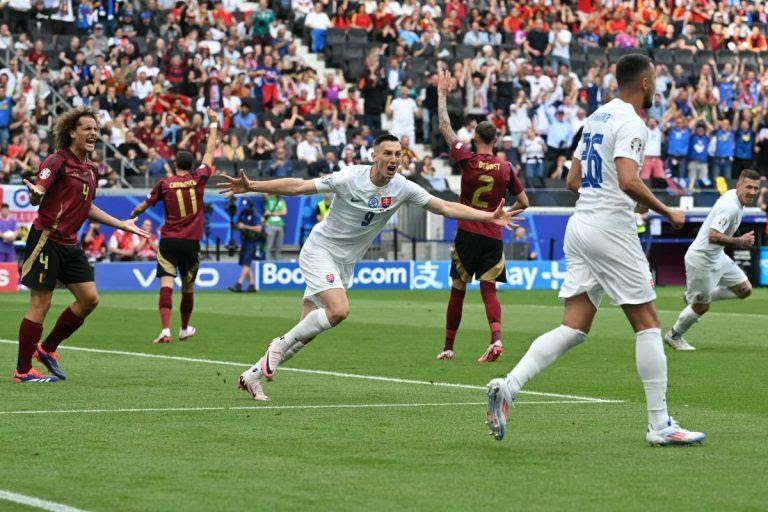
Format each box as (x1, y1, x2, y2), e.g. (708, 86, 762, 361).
(39, 168, 51, 180)
(630, 137, 644, 154)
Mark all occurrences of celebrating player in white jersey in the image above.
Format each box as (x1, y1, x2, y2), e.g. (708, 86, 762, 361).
(218, 134, 522, 401)
(486, 54, 706, 446)
(665, 169, 760, 351)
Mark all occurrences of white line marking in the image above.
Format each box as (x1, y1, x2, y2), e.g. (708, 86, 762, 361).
(0, 400, 614, 416)
(0, 340, 623, 403)
(0, 490, 88, 512)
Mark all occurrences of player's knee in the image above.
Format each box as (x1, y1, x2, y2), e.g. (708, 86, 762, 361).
(737, 285, 752, 299)
(326, 305, 349, 326)
(79, 293, 99, 312)
(692, 302, 710, 315)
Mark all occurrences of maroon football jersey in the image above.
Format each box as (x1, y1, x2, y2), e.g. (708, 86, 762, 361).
(450, 140, 523, 240)
(146, 164, 212, 240)
(33, 148, 97, 245)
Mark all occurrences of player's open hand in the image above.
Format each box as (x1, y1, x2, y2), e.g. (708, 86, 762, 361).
(217, 169, 251, 198)
(22, 179, 44, 205)
(122, 217, 151, 239)
(491, 200, 524, 230)
(437, 69, 453, 96)
(738, 231, 755, 248)
(667, 210, 685, 229)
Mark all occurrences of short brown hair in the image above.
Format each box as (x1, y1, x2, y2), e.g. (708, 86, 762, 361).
(739, 169, 761, 181)
(53, 106, 98, 150)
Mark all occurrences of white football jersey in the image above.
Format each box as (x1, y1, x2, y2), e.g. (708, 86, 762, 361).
(685, 189, 744, 268)
(573, 98, 648, 233)
(311, 165, 433, 262)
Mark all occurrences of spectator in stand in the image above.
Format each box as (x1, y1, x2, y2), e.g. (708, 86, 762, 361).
(296, 129, 323, 164)
(547, 155, 570, 180)
(263, 193, 286, 260)
(712, 117, 736, 179)
(305, 2, 332, 53)
(269, 146, 293, 177)
(520, 128, 546, 187)
(135, 219, 159, 261)
(546, 108, 574, 163)
(387, 85, 420, 148)
(524, 18, 549, 68)
(665, 115, 691, 180)
(688, 121, 712, 189)
(0, 85, 12, 147)
(360, 69, 388, 131)
(733, 118, 756, 176)
(549, 20, 572, 73)
(108, 228, 137, 262)
(311, 150, 340, 177)
(0, 202, 19, 262)
(142, 147, 172, 177)
(82, 222, 107, 264)
(223, 134, 247, 162)
(641, 118, 665, 180)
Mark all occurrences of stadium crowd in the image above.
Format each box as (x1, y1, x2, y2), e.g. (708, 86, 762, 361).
(0, 0, 768, 194)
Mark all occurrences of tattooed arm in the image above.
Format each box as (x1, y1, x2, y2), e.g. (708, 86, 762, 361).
(437, 66, 459, 147)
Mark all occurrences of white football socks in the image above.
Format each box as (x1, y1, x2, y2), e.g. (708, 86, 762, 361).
(282, 341, 306, 363)
(274, 309, 332, 352)
(671, 305, 701, 338)
(635, 328, 669, 430)
(506, 325, 588, 392)
(711, 286, 737, 301)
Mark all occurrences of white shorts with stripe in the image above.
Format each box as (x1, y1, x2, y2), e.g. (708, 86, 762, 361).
(558, 216, 656, 308)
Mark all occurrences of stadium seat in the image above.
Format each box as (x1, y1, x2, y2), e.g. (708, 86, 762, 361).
(716, 49, 738, 65)
(586, 46, 606, 63)
(653, 48, 675, 66)
(348, 29, 368, 44)
(455, 44, 476, 61)
(675, 49, 694, 65)
(738, 51, 758, 69)
(212, 159, 236, 176)
(229, 128, 249, 143)
(326, 28, 347, 46)
(239, 160, 263, 179)
(695, 49, 714, 66)
(292, 160, 310, 178)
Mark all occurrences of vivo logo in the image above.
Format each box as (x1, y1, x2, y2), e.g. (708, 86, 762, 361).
(132, 268, 220, 288)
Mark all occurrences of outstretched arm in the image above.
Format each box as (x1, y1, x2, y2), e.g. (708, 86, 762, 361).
(88, 204, 150, 238)
(436, 67, 459, 146)
(130, 200, 150, 219)
(201, 108, 220, 168)
(425, 197, 522, 230)
(217, 170, 318, 198)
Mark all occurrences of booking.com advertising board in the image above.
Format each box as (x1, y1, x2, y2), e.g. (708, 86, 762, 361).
(42, 260, 571, 292)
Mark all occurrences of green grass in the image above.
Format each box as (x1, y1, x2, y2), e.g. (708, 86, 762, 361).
(0, 288, 766, 511)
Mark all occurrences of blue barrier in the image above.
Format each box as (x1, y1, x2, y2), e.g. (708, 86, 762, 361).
(760, 247, 768, 286)
(94, 262, 243, 291)
(92, 260, 569, 291)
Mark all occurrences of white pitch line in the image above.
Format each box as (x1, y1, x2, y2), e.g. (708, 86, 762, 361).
(0, 400, 613, 416)
(0, 339, 624, 403)
(0, 490, 88, 512)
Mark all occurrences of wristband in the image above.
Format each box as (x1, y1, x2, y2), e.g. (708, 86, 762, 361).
(209, 123, 218, 129)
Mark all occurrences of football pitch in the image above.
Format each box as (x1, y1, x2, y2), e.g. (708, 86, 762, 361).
(0, 288, 766, 511)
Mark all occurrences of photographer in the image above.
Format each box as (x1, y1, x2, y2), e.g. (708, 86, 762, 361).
(229, 198, 262, 293)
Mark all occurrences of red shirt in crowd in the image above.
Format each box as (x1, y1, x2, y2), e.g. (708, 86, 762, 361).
(145, 164, 212, 240)
(33, 148, 97, 245)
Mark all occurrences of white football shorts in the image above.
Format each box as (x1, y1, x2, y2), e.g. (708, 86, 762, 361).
(299, 239, 354, 301)
(558, 216, 656, 308)
(684, 253, 747, 305)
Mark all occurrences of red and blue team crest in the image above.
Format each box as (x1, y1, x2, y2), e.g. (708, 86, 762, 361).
(381, 196, 392, 208)
(325, 273, 335, 283)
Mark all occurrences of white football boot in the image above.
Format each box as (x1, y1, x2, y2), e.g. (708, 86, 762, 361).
(664, 330, 696, 351)
(486, 378, 517, 441)
(646, 418, 705, 446)
(238, 367, 269, 402)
